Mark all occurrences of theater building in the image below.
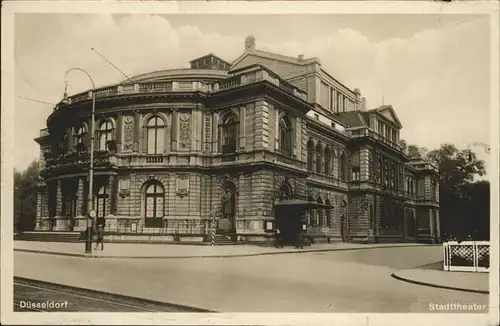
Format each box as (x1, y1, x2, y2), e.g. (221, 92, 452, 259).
(33, 36, 441, 245)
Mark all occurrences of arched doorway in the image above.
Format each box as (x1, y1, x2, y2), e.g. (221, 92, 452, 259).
(144, 181, 164, 228)
(219, 183, 236, 236)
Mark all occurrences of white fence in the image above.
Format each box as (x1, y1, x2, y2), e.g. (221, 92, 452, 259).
(443, 241, 490, 273)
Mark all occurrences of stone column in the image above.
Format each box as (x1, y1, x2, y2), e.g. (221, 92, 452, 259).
(77, 177, 85, 216)
(171, 110, 178, 151)
(203, 112, 212, 153)
(254, 100, 269, 150)
(43, 187, 49, 218)
(191, 110, 198, 151)
(239, 106, 246, 149)
(56, 180, 63, 217)
(35, 191, 42, 230)
(435, 210, 441, 242)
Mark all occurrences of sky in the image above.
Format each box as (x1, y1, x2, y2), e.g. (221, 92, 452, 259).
(13, 13, 492, 175)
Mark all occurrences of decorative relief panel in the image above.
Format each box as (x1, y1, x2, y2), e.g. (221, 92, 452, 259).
(179, 113, 191, 149)
(122, 115, 134, 152)
(176, 174, 190, 198)
(118, 178, 131, 198)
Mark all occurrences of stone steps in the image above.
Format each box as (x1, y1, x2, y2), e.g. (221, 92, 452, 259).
(213, 234, 236, 246)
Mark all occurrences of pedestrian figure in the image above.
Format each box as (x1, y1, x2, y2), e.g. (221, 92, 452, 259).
(94, 224, 105, 250)
(295, 229, 304, 249)
(275, 228, 283, 248)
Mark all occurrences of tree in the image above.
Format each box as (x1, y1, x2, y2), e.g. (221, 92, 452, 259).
(407, 144, 428, 158)
(14, 160, 39, 232)
(462, 181, 489, 240)
(424, 144, 487, 240)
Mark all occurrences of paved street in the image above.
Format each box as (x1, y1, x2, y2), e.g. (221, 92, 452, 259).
(14, 277, 207, 312)
(13, 246, 488, 313)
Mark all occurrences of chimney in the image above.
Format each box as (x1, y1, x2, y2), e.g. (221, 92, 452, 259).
(245, 35, 256, 51)
(298, 54, 304, 62)
(354, 88, 361, 101)
(361, 97, 367, 110)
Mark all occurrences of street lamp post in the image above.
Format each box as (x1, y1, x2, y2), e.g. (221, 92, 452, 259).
(63, 68, 96, 254)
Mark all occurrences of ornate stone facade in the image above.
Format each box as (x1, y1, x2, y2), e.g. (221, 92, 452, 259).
(34, 39, 440, 244)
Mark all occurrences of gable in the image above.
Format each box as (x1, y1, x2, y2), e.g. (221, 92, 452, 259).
(377, 106, 402, 129)
(231, 52, 305, 79)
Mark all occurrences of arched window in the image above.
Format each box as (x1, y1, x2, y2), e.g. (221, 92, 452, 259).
(279, 115, 293, 157)
(221, 114, 238, 154)
(324, 147, 331, 175)
(74, 125, 86, 145)
(95, 184, 108, 218)
(147, 116, 165, 155)
(351, 151, 360, 181)
(390, 164, 396, 189)
(317, 196, 324, 226)
(144, 182, 164, 227)
(98, 120, 114, 151)
(307, 140, 314, 171)
(340, 151, 347, 181)
(221, 185, 236, 217)
(315, 143, 323, 173)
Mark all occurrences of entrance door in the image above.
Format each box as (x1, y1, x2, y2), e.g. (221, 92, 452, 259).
(275, 206, 302, 245)
(64, 199, 77, 230)
(219, 184, 236, 237)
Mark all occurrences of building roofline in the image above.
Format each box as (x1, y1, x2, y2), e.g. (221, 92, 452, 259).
(189, 53, 232, 66)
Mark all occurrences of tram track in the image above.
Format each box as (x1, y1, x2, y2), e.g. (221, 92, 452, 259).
(13, 277, 215, 312)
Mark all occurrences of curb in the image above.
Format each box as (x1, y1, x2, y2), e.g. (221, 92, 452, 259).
(390, 272, 489, 294)
(15, 244, 435, 259)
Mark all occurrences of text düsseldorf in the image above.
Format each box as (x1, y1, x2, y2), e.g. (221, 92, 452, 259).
(19, 301, 69, 309)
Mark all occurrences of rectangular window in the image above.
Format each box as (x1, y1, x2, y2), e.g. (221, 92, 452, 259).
(352, 167, 361, 181)
(337, 93, 342, 112)
(314, 113, 319, 120)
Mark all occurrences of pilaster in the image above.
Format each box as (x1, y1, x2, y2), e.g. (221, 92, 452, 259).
(133, 110, 140, 152)
(239, 106, 246, 149)
(212, 112, 219, 153)
(429, 209, 435, 237)
(76, 177, 85, 216)
(254, 100, 269, 150)
(56, 180, 63, 216)
(116, 114, 123, 152)
(171, 110, 178, 151)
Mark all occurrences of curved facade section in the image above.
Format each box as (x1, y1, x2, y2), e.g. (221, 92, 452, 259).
(35, 42, 440, 245)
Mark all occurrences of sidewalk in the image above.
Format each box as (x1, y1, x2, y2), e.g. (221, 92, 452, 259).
(391, 268, 489, 294)
(14, 240, 431, 259)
